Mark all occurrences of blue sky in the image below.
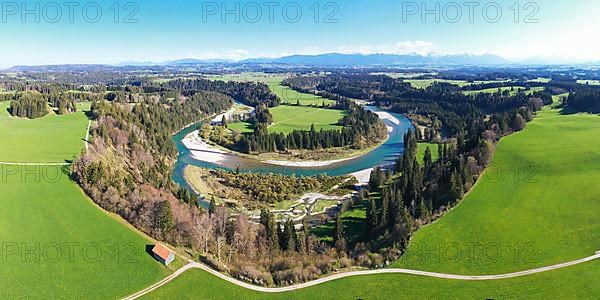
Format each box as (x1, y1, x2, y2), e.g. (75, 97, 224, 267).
(0, 0, 599, 67)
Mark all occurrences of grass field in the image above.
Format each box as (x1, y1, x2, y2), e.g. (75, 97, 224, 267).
(143, 259, 600, 299)
(0, 101, 171, 298)
(374, 72, 436, 79)
(228, 105, 346, 135)
(312, 201, 368, 244)
(406, 79, 472, 89)
(395, 103, 600, 275)
(577, 80, 600, 85)
(0, 168, 171, 299)
(311, 199, 339, 214)
(205, 73, 286, 84)
(463, 86, 544, 96)
(227, 121, 254, 134)
(268, 82, 336, 106)
(268, 105, 347, 134)
(214, 73, 345, 134)
(208, 72, 336, 106)
(145, 100, 600, 299)
(417, 142, 440, 164)
(406, 79, 511, 89)
(0, 101, 91, 163)
(528, 77, 552, 83)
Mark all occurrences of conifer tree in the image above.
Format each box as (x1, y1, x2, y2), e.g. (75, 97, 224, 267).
(366, 199, 378, 232)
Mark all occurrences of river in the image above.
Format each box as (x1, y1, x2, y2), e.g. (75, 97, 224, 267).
(171, 106, 414, 196)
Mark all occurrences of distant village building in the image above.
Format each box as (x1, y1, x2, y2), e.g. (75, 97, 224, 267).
(152, 243, 175, 266)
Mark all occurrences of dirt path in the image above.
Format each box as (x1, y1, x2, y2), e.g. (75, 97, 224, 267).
(123, 252, 600, 299)
(84, 120, 92, 151)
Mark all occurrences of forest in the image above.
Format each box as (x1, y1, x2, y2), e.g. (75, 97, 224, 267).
(284, 74, 553, 136)
(6, 90, 86, 118)
(564, 88, 600, 111)
(156, 78, 280, 107)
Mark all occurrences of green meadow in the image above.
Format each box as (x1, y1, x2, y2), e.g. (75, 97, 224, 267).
(219, 74, 347, 135)
(208, 72, 336, 106)
(374, 72, 436, 79)
(463, 86, 544, 96)
(144, 260, 600, 299)
(268, 105, 346, 134)
(417, 142, 440, 164)
(227, 121, 254, 134)
(406, 79, 511, 89)
(395, 103, 600, 274)
(145, 101, 600, 299)
(268, 82, 336, 107)
(528, 77, 552, 83)
(0, 102, 91, 163)
(577, 80, 600, 86)
(205, 72, 285, 84)
(313, 201, 368, 244)
(0, 101, 171, 298)
(406, 79, 472, 89)
(227, 105, 346, 135)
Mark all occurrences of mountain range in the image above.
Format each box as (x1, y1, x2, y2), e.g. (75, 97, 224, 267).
(117, 53, 511, 67)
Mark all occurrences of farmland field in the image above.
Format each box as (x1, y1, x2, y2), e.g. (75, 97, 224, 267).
(577, 80, 600, 85)
(0, 101, 91, 163)
(205, 73, 285, 84)
(268, 82, 336, 106)
(406, 79, 511, 89)
(0, 102, 171, 298)
(208, 72, 336, 106)
(463, 86, 544, 96)
(528, 77, 552, 83)
(268, 105, 347, 134)
(406, 79, 472, 88)
(227, 105, 346, 135)
(217, 73, 345, 134)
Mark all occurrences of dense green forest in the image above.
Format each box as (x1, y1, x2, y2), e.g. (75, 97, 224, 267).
(284, 75, 553, 136)
(564, 88, 600, 111)
(156, 78, 280, 107)
(8, 92, 49, 118)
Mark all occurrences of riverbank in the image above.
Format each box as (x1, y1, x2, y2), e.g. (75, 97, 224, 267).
(182, 109, 401, 168)
(183, 129, 382, 168)
(182, 130, 233, 165)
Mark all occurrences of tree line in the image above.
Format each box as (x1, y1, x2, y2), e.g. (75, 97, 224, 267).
(234, 99, 387, 154)
(156, 78, 280, 107)
(8, 92, 49, 118)
(564, 88, 600, 111)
